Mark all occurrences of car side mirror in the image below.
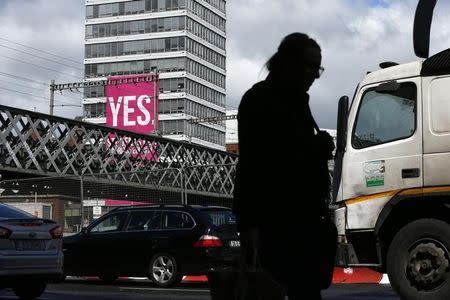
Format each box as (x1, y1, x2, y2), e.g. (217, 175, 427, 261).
(81, 227, 88, 235)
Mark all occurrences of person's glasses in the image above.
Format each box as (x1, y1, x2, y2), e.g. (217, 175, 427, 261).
(305, 64, 325, 77)
(318, 66, 325, 76)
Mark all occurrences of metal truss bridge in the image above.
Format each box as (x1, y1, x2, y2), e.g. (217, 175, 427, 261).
(0, 105, 238, 200)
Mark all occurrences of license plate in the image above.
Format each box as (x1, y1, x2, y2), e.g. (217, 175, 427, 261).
(229, 240, 240, 247)
(15, 240, 45, 250)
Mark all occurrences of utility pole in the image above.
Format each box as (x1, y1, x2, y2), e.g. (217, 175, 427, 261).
(49, 80, 55, 115)
(150, 68, 159, 135)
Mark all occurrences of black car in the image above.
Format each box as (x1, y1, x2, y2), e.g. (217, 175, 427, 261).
(63, 205, 240, 287)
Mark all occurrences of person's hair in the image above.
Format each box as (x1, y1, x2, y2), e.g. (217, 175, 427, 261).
(266, 32, 321, 73)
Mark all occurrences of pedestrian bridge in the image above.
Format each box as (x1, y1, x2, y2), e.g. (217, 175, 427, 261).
(0, 105, 238, 200)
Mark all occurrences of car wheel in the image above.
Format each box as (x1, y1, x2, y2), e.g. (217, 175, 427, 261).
(387, 219, 450, 300)
(149, 253, 181, 287)
(98, 274, 119, 284)
(13, 282, 46, 299)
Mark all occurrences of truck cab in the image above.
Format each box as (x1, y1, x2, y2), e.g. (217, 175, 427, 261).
(333, 1, 450, 299)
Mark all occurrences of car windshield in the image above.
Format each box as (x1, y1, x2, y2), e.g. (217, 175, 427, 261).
(0, 203, 34, 220)
(204, 210, 236, 227)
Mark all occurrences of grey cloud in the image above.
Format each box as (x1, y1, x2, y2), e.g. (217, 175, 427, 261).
(0, 0, 84, 117)
(227, 0, 450, 129)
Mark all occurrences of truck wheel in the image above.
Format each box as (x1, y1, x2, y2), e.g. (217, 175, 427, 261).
(387, 219, 450, 300)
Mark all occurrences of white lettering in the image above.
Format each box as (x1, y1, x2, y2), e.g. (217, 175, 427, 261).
(137, 95, 151, 126)
(123, 96, 136, 126)
(108, 96, 122, 127)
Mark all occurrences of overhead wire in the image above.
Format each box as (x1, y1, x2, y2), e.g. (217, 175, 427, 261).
(0, 78, 82, 103)
(0, 71, 48, 86)
(0, 55, 82, 80)
(0, 44, 84, 71)
(0, 86, 82, 107)
(0, 37, 83, 66)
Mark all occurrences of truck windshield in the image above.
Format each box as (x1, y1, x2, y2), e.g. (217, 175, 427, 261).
(352, 82, 416, 149)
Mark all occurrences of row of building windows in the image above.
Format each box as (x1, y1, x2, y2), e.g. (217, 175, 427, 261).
(86, 0, 186, 19)
(85, 16, 225, 53)
(84, 102, 106, 118)
(159, 119, 185, 135)
(159, 98, 184, 114)
(185, 99, 224, 120)
(160, 77, 185, 92)
(188, 122, 225, 145)
(85, 36, 225, 70)
(83, 77, 186, 98)
(84, 97, 223, 120)
(200, 0, 225, 13)
(186, 78, 225, 106)
(187, 0, 225, 32)
(85, 57, 223, 90)
(85, 37, 186, 58)
(186, 38, 225, 69)
(187, 18, 225, 50)
(85, 16, 186, 39)
(85, 57, 185, 78)
(82, 99, 185, 117)
(83, 78, 224, 107)
(187, 59, 224, 88)
(160, 120, 224, 145)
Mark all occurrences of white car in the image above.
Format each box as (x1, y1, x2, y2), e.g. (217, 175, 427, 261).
(0, 202, 64, 299)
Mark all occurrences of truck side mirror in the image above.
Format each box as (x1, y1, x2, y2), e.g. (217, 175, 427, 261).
(336, 96, 349, 153)
(332, 95, 349, 203)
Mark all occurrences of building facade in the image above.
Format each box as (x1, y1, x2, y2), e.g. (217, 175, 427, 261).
(83, 0, 227, 150)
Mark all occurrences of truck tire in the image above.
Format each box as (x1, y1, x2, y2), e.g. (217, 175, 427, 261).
(387, 219, 450, 300)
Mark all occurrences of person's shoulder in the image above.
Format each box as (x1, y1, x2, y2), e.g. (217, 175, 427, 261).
(248, 80, 269, 95)
(240, 80, 269, 105)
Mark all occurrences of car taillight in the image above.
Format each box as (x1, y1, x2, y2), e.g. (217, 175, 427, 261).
(0, 227, 11, 239)
(50, 225, 63, 239)
(193, 235, 223, 248)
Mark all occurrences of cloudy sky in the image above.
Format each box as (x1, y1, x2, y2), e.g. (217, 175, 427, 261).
(0, 0, 450, 129)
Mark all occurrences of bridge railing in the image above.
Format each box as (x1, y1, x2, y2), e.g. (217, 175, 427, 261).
(0, 104, 238, 197)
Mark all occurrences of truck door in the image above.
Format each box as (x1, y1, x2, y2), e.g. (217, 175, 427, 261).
(422, 75, 450, 187)
(342, 78, 423, 230)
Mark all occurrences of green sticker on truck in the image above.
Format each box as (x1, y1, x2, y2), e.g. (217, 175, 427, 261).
(364, 160, 385, 187)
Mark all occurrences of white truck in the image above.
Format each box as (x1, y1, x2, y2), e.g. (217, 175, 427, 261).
(332, 0, 450, 299)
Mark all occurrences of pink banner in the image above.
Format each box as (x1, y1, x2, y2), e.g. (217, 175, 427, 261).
(106, 75, 159, 134)
(105, 75, 160, 161)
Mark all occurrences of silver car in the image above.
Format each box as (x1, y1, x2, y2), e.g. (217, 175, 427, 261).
(0, 202, 63, 299)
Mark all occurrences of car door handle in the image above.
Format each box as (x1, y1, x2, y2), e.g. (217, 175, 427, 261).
(402, 168, 420, 178)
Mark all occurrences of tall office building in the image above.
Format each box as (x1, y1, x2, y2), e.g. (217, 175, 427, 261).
(83, 0, 226, 150)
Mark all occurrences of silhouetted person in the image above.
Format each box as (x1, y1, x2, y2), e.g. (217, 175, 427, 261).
(233, 33, 335, 300)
